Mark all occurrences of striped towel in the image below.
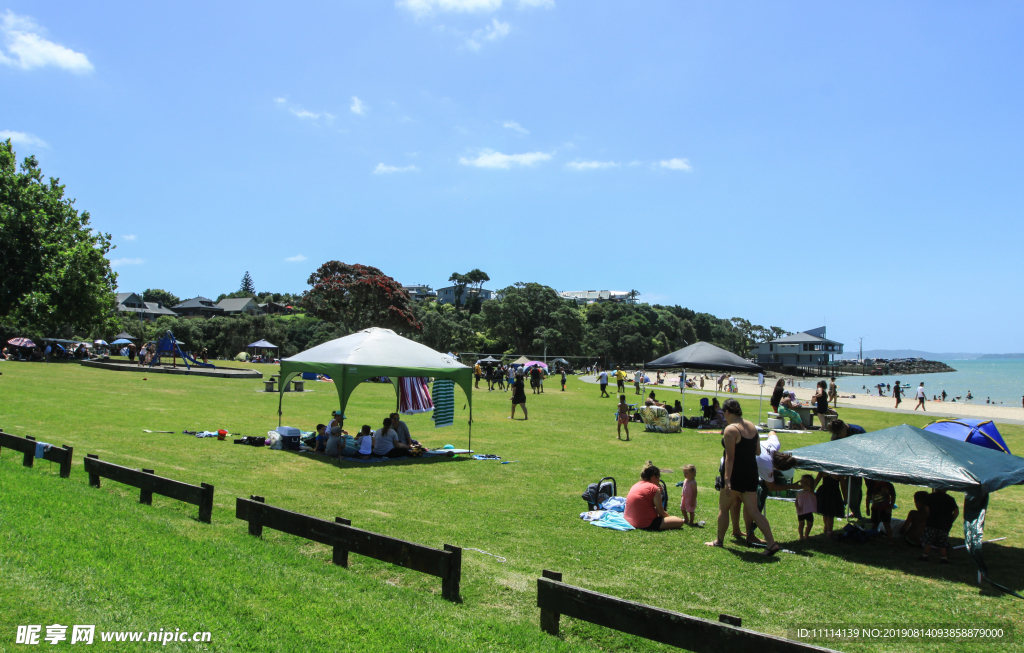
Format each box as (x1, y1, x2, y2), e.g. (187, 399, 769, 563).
(399, 377, 434, 414)
(431, 379, 455, 428)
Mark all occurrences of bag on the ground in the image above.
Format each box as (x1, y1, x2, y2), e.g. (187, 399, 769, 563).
(582, 477, 617, 511)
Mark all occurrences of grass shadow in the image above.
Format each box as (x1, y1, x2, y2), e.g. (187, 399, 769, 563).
(289, 449, 471, 470)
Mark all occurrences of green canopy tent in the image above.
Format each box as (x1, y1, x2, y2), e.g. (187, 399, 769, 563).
(788, 424, 1024, 597)
(278, 328, 475, 449)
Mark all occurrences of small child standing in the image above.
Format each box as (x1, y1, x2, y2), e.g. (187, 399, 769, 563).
(796, 474, 818, 540)
(561, 369, 567, 391)
(899, 491, 930, 546)
(869, 480, 896, 544)
(680, 465, 698, 524)
(616, 395, 630, 441)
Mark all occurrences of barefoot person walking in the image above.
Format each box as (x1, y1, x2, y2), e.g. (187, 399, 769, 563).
(893, 380, 903, 409)
(914, 382, 926, 411)
(705, 399, 781, 555)
(509, 369, 528, 420)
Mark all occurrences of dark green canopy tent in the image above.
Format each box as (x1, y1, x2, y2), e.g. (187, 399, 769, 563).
(788, 424, 1024, 597)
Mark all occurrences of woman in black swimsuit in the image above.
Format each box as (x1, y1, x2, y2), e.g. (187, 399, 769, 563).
(706, 399, 781, 555)
(893, 381, 902, 409)
(813, 380, 831, 429)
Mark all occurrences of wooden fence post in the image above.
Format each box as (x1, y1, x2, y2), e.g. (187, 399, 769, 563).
(248, 495, 265, 537)
(23, 435, 35, 468)
(86, 454, 100, 487)
(719, 614, 742, 627)
(442, 545, 462, 603)
(59, 445, 73, 478)
(539, 570, 563, 636)
(139, 469, 155, 505)
(198, 483, 214, 524)
(333, 518, 351, 567)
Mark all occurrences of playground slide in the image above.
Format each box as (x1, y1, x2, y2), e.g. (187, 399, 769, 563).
(178, 347, 215, 369)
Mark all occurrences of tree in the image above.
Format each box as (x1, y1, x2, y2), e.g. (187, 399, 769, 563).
(302, 261, 421, 334)
(143, 289, 180, 307)
(240, 271, 256, 296)
(481, 282, 567, 354)
(447, 272, 468, 310)
(0, 140, 117, 339)
(627, 289, 641, 305)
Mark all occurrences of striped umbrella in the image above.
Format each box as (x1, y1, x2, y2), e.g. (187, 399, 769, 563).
(7, 337, 35, 348)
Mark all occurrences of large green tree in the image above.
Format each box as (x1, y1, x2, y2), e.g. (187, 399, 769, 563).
(0, 140, 117, 338)
(143, 288, 180, 307)
(302, 261, 420, 334)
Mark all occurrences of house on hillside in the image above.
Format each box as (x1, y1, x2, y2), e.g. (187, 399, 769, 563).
(216, 297, 261, 316)
(436, 286, 493, 306)
(559, 290, 631, 304)
(172, 297, 225, 319)
(752, 327, 844, 367)
(259, 302, 292, 315)
(402, 284, 436, 301)
(115, 292, 179, 322)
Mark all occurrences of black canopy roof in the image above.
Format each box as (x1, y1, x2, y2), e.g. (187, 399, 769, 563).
(645, 341, 762, 373)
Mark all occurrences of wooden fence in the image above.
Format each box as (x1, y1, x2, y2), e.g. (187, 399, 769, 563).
(0, 429, 74, 478)
(537, 571, 837, 652)
(84, 454, 214, 523)
(236, 496, 461, 602)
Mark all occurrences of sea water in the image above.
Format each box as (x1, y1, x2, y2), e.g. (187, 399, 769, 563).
(829, 359, 1024, 407)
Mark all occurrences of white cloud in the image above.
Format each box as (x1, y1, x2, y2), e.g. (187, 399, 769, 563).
(284, 254, 307, 262)
(374, 163, 419, 174)
(109, 258, 144, 267)
(459, 149, 551, 169)
(350, 96, 366, 115)
(628, 160, 642, 166)
(566, 160, 618, 171)
(398, 0, 503, 16)
(659, 158, 693, 171)
(122, 234, 136, 241)
(503, 120, 528, 135)
(466, 18, 510, 50)
(0, 130, 47, 148)
(290, 108, 333, 120)
(0, 11, 92, 73)
(518, 0, 554, 7)
(273, 97, 287, 104)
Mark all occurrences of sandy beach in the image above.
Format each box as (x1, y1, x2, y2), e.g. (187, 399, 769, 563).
(599, 372, 1024, 424)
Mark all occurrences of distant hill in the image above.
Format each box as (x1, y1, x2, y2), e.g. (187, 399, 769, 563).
(978, 353, 1024, 360)
(854, 349, 984, 360)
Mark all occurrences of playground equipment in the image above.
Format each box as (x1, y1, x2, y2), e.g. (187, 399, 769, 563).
(153, 330, 215, 370)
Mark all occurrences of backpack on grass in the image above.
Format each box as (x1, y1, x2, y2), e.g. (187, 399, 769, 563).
(582, 477, 617, 511)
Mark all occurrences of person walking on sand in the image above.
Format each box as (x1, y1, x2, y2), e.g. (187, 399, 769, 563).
(914, 382, 926, 411)
(828, 377, 838, 408)
(893, 381, 903, 409)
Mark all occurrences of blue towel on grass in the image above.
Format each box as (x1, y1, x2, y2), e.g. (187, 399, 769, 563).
(591, 511, 634, 531)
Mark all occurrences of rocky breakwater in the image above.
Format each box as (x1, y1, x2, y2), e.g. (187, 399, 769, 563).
(882, 360, 957, 375)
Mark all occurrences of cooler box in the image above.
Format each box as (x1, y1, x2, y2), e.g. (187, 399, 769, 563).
(276, 426, 302, 451)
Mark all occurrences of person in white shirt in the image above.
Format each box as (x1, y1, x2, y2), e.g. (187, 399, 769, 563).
(598, 370, 610, 397)
(914, 382, 926, 411)
(372, 417, 408, 458)
(355, 425, 374, 459)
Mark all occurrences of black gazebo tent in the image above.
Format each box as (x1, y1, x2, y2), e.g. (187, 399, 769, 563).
(645, 341, 762, 404)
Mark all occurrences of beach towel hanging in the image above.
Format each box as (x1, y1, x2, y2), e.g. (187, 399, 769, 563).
(399, 377, 434, 415)
(431, 379, 455, 428)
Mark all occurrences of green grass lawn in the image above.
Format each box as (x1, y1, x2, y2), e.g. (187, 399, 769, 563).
(1, 362, 1022, 652)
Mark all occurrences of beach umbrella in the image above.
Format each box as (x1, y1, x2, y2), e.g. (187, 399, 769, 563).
(8, 337, 35, 348)
(94, 339, 108, 346)
(110, 338, 133, 346)
(523, 361, 548, 369)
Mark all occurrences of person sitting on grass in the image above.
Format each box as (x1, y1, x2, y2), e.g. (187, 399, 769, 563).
(373, 417, 409, 459)
(920, 489, 959, 564)
(314, 424, 329, 453)
(899, 491, 930, 546)
(617, 395, 630, 441)
(623, 463, 684, 531)
(354, 425, 374, 459)
(869, 479, 896, 544)
(389, 412, 416, 448)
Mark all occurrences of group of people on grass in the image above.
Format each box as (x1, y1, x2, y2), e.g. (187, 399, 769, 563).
(312, 410, 418, 459)
(621, 400, 962, 562)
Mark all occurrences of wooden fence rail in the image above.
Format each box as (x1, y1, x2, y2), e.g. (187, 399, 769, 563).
(83, 454, 214, 523)
(236, 496, 461, 602)
(0, 429, 74, 478)
(537, 571, 837, 653)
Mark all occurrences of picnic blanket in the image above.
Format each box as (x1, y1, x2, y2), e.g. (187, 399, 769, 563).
(636, 405, 682, 433)
(580, 510, 635, 531)
(431, 379, 455, 428)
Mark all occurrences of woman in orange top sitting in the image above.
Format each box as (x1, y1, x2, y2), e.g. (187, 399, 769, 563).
(623, 463, 684, 531)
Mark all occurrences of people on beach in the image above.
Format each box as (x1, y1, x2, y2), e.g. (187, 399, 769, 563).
(705, 399, 780, 555)
(914, 382, 926, 411)
(617, 395, 630, 441)
(623, 463, 684, 531)
(828, 377, 838, 408)
(893, 381, 903, 408)
(598, 369, 609, 397)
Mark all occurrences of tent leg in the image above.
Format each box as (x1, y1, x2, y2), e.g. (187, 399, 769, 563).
(278, 390, 283, 428)
(468, 405, 472, 452)
(758, 384, 764, 425)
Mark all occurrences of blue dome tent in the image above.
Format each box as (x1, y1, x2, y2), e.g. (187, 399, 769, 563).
(924, 419, 1011, 454)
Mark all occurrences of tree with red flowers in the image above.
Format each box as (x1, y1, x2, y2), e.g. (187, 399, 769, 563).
(301, 261, 421, 334)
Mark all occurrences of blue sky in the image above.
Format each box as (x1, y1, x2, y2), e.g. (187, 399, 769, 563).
(3, 1, 1023, 353)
